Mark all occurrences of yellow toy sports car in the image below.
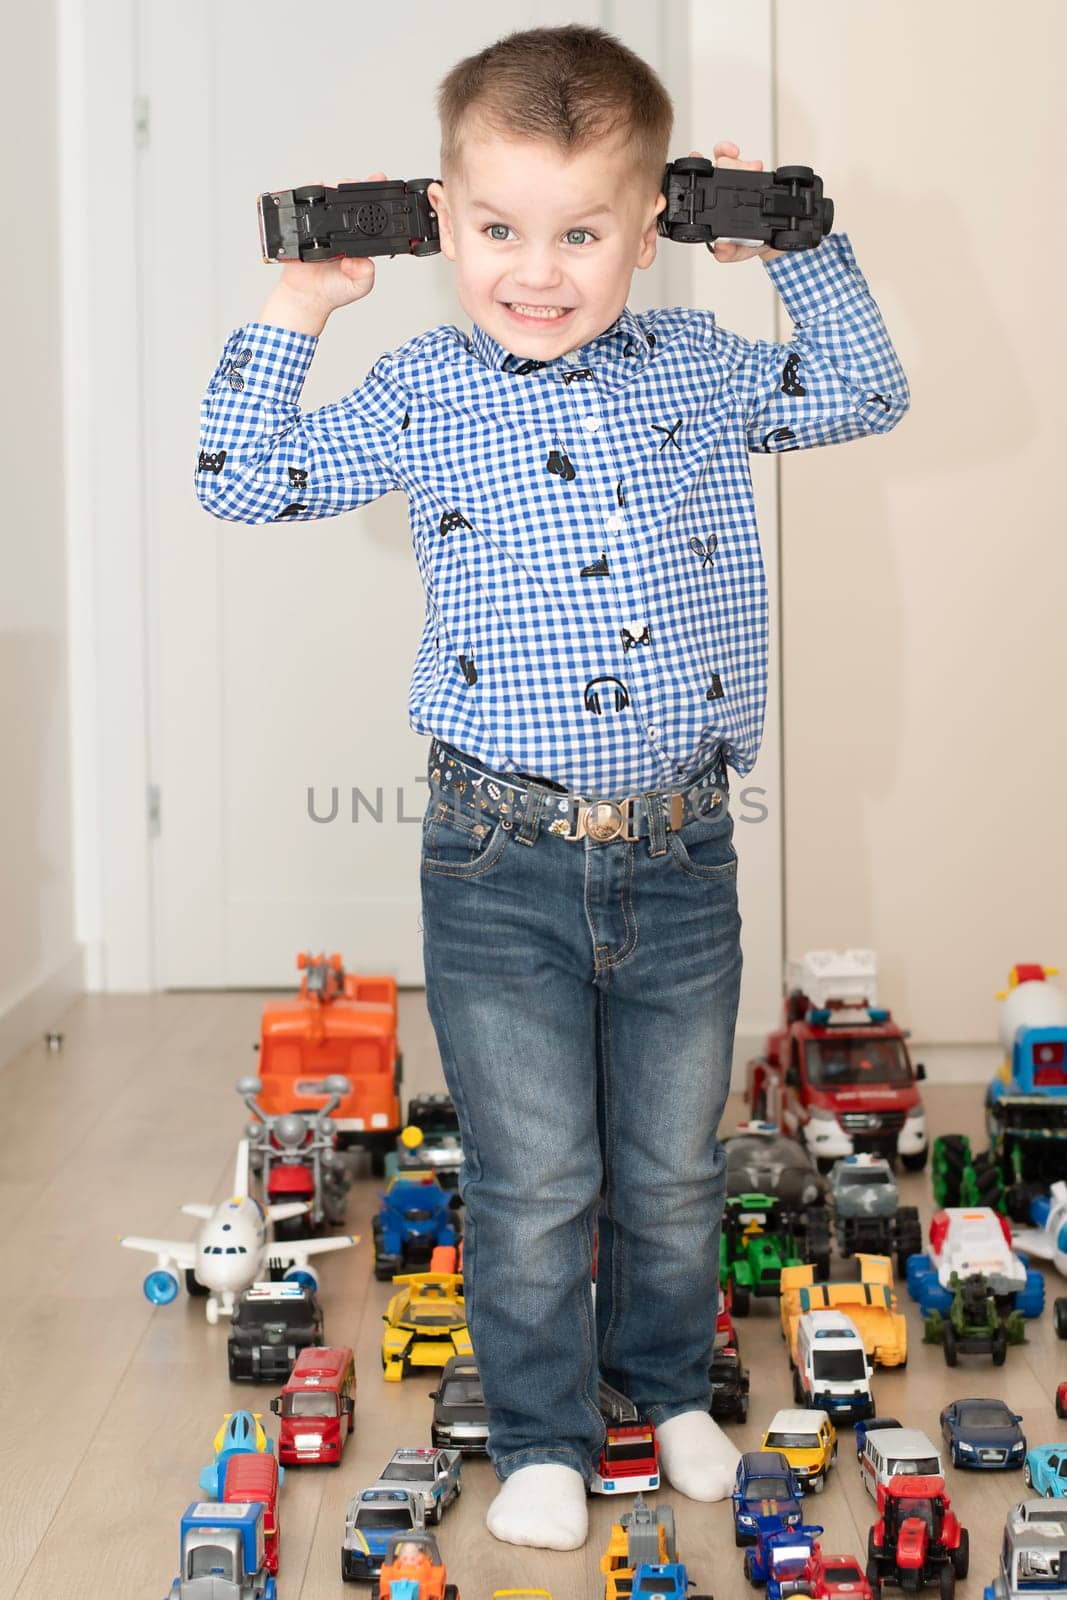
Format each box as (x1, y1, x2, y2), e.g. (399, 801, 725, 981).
(381, 1271, 473, 1380)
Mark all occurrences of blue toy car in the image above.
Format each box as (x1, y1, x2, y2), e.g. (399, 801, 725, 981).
(372, 1172, 460, 1281)
(631, 1561, 713, 1598)
(733, 1450, 804, 1547)
(854, 1415, 902, 1458)
(743, 1524, 825, 1600)
(1023, 1444, 1067, 1497)
(940, 1397, 1027, 1468)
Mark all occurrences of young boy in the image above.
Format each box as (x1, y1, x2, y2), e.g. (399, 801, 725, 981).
(197, 24, 908, 1554)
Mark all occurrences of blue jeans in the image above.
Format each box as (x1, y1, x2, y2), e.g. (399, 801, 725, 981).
(419, 739, 743, 1484)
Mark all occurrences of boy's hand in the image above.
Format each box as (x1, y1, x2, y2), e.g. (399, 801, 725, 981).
(692, 143, 784, 264)
(256, 170, 387, 336)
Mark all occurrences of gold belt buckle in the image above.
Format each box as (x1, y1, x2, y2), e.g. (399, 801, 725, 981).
(565, 792, 684, 842)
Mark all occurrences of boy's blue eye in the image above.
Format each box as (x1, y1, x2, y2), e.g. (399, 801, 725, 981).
(482, 224, 596, 246)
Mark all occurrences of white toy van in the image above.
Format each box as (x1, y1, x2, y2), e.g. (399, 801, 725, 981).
(858, 1426, 944, 1499)
(793, 1309, 874, 1423)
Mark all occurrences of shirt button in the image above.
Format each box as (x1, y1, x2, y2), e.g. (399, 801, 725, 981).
(648, 726, 658, 740)
(581, 415, 602, 432)
(605, 512, 625, 531)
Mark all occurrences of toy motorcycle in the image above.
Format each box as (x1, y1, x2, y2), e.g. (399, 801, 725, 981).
(238, 1073, 353, 1238)
(257, 155, 833, 263)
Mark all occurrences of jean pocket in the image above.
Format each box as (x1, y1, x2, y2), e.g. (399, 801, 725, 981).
(421, 793, 513, 877)
(664, 805, 738, 880)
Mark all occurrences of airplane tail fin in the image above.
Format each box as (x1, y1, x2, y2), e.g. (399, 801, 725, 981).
(232, 1138, 250, 1201)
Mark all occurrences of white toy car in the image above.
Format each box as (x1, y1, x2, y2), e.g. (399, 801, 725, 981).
(905, 1207, 1045, 1318)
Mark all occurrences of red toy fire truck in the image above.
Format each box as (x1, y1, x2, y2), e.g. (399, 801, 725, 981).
(591, 1382, 660, 1495)
(746, 951, 928, 1174)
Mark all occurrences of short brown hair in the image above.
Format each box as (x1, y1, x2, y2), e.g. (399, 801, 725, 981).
(436, 24, 674, 201)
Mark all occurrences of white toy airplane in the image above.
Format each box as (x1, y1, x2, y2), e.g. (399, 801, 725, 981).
(119, 1138, 358, 1324)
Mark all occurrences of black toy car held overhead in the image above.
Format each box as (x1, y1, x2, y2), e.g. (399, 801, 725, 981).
(227, 1282, 325, 1382)
(429, 1355, 489, 1455)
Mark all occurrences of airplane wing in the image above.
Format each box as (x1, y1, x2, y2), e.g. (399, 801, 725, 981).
(119, 1236, 197, 1270)
(267, 1202, 312, 1224)
(285, 1234, 360, 1267)
(1011, 1225, 1053, 1260)
(180, 1204, 215, 1220)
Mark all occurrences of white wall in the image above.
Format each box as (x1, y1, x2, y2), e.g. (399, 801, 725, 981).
(0, 0, 84, 1065)
(774, 0, 1067, 1052)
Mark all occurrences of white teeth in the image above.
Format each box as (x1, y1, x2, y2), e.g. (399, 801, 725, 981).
(508, 304, 569, 319)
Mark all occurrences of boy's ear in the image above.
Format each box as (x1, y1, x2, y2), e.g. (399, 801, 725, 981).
(427, 181, 456, 262)
(636, 191, 667, 270)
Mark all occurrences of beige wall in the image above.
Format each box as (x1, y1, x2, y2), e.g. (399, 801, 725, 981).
(0, 0, 83, 1061)
(775, 0, 1066, 1045)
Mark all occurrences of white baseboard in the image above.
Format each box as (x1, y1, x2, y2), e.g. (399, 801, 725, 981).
(0, 946, 87, 1073)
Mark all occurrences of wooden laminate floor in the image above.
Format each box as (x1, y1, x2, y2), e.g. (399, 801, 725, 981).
(1, 990, 1064, 1599)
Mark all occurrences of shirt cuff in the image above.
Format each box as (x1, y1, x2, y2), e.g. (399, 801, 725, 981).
(762, 231, 873, 321)
(206, 321, 319, 406)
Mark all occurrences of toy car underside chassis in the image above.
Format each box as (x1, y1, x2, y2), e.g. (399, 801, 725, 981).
(257, 159, 834, 262)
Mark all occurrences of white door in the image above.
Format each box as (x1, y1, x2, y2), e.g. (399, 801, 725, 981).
(140, 0, 781, 1027)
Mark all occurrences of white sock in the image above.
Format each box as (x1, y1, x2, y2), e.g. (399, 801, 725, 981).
(485, 1463, 589, 1551)
(656, 1409, 741, 1501)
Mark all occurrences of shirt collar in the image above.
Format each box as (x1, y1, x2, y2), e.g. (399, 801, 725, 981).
(468, 305, 653, 374)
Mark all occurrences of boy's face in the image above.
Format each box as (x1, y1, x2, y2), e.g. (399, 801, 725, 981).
(426, 123, 667, 360)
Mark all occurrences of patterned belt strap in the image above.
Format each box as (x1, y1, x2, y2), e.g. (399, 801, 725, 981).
(428, 739, 727, 843)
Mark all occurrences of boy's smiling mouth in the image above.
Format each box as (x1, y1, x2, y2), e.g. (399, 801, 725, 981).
(503, 302, 575, 324)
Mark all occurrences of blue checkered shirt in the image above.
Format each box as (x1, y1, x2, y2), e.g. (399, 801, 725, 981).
(197, 232, 908, 794)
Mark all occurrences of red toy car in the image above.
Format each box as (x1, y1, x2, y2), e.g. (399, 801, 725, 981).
(866, 1475, 969, 1600)
(1057, 1381, 1067, 1420)
(810, 1550, 874, 1600)
(746, 951, 928, 1174)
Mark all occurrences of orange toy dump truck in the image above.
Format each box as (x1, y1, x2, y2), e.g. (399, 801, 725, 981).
(257, 953, 402, 1172)
(779, 1252, 909, 1368)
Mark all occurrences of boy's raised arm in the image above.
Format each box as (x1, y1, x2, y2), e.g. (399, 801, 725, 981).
(733, 232, 911, 453)
(196, 168, 409, 524)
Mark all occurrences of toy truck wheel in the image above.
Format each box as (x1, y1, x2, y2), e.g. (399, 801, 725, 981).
(1055, 1297, 1067, 1339)
(812, 1470, 826, 1493)
(736, 1524, 749, 1547)
(1024, 1459, 1033, 1487)
(302, 245, 336, 261)
(737, 1393, 750, 1422)
(867, 1529, 879, 1562)
(942, 1323, 958, 1367)
(294, 186, 326, 202)
(341, 1552, 358, 1583)
(952, 1530, 970, 1579)
(792, 1365, 805, 1405)
(774, 165, 814, 183)
(939, 1561, 956, 1600)
(1016, 1268, 1046, 1319)
(866, 1561, 882, 1596)
(900, 1148, 929, 1172)
(444, 1586, 459, 1600)
(732, 1285, 751, 1317)
(744, 1549, 765, 1586)
(991, 1327, 1008, 1366)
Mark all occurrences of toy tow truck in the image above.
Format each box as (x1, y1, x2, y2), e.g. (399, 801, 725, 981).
(747, 951, 928, 1173)
(255, 953, 403, 1174)
(591, 1381, 659, 1495)
(169, 1501, 277, 1599)
(866, 1476, 969, 1600)
(923, 1271, 1026, 1366)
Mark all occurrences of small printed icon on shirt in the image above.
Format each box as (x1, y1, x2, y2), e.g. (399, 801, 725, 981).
(273, 503, 308, 519)
(458, 651, 478, 686)
(440, 510, 473, 537)
(562, 368, 593, 384)
(197, 448, 227, 475)
(652, 417, 683, 452)
(583, 675, 630, 715)
(581, 553, 609, 578)
(781, 353, 806, 396)
(616, 480, 627, 508)
(547, 448, 576, 482)
(401, 410, 410, 430)
(689, 533, 718, 569)
(761, 426, 798, 452)
(514, 359, 546, 375)
(620, 624, 650, 652)
(287, 467, 309, 488)
(706, 674, 725, 700)
(223, 349, 253, 392)
(869, 393, 891, 411)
